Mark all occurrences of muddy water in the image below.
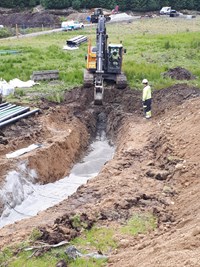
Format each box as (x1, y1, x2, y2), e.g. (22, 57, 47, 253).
(0, 137, 114, 228)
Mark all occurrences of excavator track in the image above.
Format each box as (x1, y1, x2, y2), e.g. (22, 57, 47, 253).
(116, 73, 127, 89)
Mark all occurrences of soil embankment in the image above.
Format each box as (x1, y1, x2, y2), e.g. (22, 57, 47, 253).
(0, 82, 200, 267)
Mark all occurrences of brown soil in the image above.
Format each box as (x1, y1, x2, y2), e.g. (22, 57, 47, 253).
(0, 82, 200, 267)
(163, 67, 196, 80)
(0, 7, 90, 27)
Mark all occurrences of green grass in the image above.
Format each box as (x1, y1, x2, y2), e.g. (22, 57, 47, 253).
(0, 212, 156, 266)
(0, 17, 200, 102)
(121, 213, 157, 235)
(72, 226, 118, 253)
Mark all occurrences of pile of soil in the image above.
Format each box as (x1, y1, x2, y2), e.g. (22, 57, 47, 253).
(0, 7, 90, 27)
(0, 10, 60, 27)
(0, 83, 200, 267)
(163, 66, 196, 80)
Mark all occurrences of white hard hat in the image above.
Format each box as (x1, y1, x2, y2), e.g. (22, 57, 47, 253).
(142, 79, 148, 84)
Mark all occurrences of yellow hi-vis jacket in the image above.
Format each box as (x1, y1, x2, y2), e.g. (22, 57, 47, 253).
(142, 85, 151, 101)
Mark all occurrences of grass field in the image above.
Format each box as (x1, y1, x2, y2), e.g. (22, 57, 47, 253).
(0, 16, 200, 101)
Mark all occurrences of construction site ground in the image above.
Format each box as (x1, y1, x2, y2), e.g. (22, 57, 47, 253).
(0, 79, 200, 266)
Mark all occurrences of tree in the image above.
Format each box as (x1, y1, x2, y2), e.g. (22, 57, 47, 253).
(194, 0, 200, 10)
(128, 0, 142, 11)
(0, 0, 199, 12)
(72, 0, 81, 10)
(158, 0, 170, 9)
(40, 0, 71, 9)
(116, 0, 126, 11)
(147, 0, 160, 11)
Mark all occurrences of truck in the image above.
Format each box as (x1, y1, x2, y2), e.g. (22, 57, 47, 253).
(84, 15, 127, 105)
(160, 7, 171, 15)
(90, 8, 111, 23)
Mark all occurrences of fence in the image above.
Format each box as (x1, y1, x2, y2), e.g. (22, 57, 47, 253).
(0, 23, 62, 38)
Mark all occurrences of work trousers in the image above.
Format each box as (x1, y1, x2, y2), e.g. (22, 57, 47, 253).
(143, 98, 152, 118)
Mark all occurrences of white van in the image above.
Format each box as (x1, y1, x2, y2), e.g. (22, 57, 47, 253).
(61, 20, 84, 31)
(160, 7, 171, 15)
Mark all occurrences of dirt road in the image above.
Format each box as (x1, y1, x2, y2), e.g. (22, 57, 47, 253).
(0, 81, 200, 266)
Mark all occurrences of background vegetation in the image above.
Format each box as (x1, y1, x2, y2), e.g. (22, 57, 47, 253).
(1, 16, 200, 102)
(0, 0, 200, 12)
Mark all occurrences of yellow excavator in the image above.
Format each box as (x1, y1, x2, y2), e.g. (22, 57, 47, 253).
(84, 15, 127, 105)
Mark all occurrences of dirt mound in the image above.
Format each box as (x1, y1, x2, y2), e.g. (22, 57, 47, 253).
(152, 83, 200, 116)
(0, 7, 89, 27)
(163, 66, 196, 80)
(0, 10, 60, 27)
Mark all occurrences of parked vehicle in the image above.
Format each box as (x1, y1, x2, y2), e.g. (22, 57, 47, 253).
(169, 10, 180, 17)
(61, 20, 84, 31)
(160, 7, 171, 15)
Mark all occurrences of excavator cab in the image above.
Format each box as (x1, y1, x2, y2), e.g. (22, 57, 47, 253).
(108, 44, 123, 73)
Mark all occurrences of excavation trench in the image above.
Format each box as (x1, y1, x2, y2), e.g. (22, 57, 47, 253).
(1, 83, 200, 251)
(0, 111, 115, 228)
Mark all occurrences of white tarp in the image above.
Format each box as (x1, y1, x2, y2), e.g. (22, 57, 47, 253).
(9, 78, 39, 88)
(110, 13, 135, 22)
(0, 78, 39, 96)
(63, 45, 79, 50)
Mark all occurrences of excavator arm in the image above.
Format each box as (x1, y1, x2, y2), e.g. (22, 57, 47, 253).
(94, 15, 107, 105)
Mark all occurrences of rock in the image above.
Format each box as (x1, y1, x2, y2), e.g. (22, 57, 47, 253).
(175, 163, 184, 170)
(119, 239, 130, 248)
(147, 160, 154, 166)
(146, 169, 169, 180)
(56, 260, 67, 267)
(192, 228, 200, 236)
(146, 169, 155, 178)
(162, 185, 174, 194)
(155, 170, 169, 181)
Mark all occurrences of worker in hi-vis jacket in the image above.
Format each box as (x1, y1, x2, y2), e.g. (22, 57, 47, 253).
(142, 79, 152, 119)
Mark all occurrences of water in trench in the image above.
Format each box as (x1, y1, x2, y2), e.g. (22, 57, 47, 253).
(0, 131, 114, 228)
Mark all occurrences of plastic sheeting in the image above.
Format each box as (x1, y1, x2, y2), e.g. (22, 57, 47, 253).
(0, 78, 39, 96)
(6, 144, 42, 159)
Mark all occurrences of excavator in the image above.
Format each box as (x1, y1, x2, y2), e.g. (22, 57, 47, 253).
(90, 8, 111, 23)
(84, 15, 127, 105)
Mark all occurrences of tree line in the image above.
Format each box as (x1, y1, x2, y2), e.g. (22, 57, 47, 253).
(0, 0, 200, 11)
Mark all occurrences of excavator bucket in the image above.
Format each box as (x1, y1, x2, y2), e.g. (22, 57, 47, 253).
(94, 87, 103, 105)
(94, 78, 104, 105)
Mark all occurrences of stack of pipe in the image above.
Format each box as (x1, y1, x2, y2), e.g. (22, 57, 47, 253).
(66, 35, 87, 47)
(0, 102, 40, 128)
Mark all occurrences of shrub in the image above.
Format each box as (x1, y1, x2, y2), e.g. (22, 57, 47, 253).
(0, 28, 12, 38)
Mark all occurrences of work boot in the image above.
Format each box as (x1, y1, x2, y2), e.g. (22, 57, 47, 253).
(145, 110, 151, 119)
